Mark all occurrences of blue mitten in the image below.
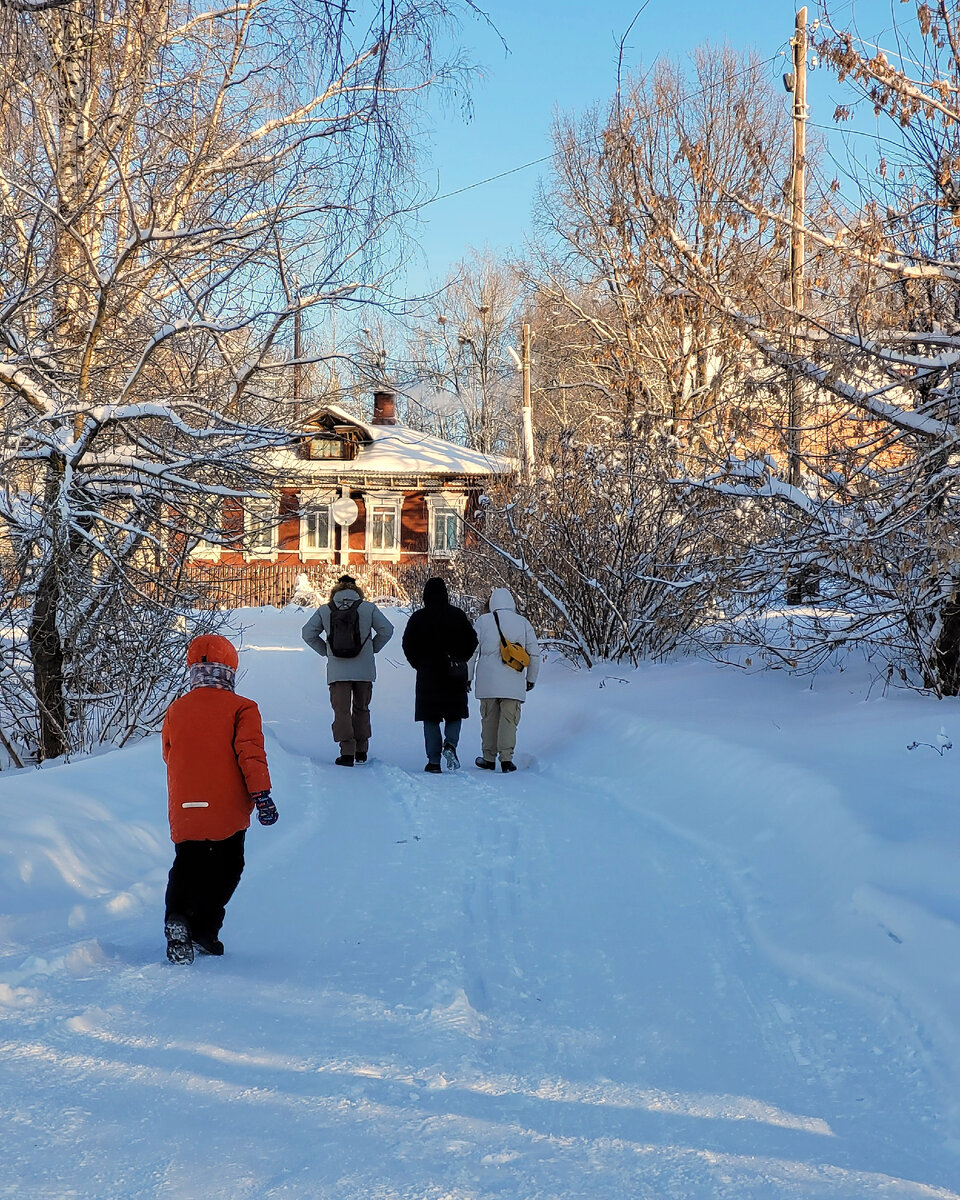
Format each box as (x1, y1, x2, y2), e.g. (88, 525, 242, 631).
(252, 790, 279, 825)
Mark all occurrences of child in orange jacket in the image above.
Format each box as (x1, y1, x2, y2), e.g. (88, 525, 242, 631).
(161, 633, 278, 964)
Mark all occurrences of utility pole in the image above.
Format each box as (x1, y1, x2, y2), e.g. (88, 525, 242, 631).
(787, 5, 807, 490)
(521, 322, 535, 482)
(292, 303, 303, 427)
(785, 6, 809, 603)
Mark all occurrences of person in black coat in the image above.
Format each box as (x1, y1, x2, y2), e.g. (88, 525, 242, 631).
(402, 577, 479, 773)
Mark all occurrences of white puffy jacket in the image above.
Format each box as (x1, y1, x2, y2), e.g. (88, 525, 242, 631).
(469, 588, 540, 702)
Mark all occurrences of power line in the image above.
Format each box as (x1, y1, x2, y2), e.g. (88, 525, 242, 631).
(419, 11, 954, 219)
(426, 155, 557, 205)
(406, 8, 960, 281)
(414, 49, 787, 213)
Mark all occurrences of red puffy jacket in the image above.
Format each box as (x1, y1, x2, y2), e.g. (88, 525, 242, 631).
(162, 687, 271, 843)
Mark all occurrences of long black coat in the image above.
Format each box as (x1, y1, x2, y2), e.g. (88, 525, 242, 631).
(402, 601, 478, 722)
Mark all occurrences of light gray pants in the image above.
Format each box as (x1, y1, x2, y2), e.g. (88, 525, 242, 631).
(329, 680, 373, 755)
(479, 697, 522, 764)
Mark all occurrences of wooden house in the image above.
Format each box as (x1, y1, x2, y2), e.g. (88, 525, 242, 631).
(190, 391, 514, 596)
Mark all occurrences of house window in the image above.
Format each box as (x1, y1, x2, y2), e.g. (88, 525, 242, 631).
(370, 505, 397, 551)
(432, 508, 460, 555)
(301, 495, 333, 555)
(427, 493, 467, 558)
(366, 493, 401, 558)
(189, 502, 222, 560)
(245, 499, 278, 557)
(303, 434, 357, 461)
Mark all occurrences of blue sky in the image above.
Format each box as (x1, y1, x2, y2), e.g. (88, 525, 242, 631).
(399, 0, 895, 296)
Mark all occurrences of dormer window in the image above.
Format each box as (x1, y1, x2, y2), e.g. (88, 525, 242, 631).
(299, 407, 370, 460)
(302, 435, 355, 460)
(313, 437, 344, 458)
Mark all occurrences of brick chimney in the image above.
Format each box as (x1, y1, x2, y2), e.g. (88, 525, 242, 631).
(372, 390, 397, 425)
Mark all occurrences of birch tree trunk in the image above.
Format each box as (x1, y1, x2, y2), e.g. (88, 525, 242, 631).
(0, 0, 470, 756)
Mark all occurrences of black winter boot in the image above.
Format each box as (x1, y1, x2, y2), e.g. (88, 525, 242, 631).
(475, 757, 496, 770)
(193, 933, 225, 956)
(335, 754, 355, 767)
(165, 915, 194, 965)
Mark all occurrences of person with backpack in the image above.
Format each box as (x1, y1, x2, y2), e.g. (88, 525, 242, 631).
(470, 587, 540, 773)
(401, 577, 478, 773)
(301, 574, 394, 766)
(162, 633, 278, 964)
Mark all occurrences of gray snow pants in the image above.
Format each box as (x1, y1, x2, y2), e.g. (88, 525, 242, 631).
(329, 680, 373, 755)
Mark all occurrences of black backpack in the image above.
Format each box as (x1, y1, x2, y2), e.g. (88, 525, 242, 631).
(328, 597, 366, 658)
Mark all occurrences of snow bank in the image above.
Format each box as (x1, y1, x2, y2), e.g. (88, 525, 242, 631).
(0, 608, 958, 1198)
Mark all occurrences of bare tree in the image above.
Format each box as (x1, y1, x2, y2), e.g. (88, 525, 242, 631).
(468, 49, 791, 666)
(402, 252, 523, 452)
(614, 4, 960, 692)
(529, 48, 792, 463)
(469, 421, 756, 665)
(0, 0, 473, 758)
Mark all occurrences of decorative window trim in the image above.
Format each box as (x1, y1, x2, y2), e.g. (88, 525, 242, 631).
(364, 491, 403, 561)
(244, 498, 279, 560)
(188, 501, 223, 562)
(299, 491, 336, 559)
(426, 492, 467, 558)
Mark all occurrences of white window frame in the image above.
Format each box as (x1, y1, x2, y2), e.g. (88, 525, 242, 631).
(189, 501, 223, 561)
(426, 492, 467, 558)
(365, 491, 402, 561)
(299, 492, 335, 559)
(244, 498, 279, 560)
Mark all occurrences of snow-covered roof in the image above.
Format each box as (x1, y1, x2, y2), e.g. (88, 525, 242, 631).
(271, 404, 515, 480)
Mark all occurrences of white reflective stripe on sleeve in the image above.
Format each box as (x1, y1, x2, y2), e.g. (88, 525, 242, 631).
(181, 802, 209, 808)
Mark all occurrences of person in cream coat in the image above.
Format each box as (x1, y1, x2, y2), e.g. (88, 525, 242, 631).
(469, 587, 540, 773)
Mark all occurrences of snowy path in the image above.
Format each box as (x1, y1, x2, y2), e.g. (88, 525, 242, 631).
(1, 608, 959, 1198)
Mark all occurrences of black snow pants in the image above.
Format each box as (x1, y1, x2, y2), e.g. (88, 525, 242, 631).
(164, 829, 246, 942)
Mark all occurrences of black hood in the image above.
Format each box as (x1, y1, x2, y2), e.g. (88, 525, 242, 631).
(422, 577, 449, 607)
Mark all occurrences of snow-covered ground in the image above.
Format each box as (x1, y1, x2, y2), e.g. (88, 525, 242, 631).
(2, 606, 960, 1199)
